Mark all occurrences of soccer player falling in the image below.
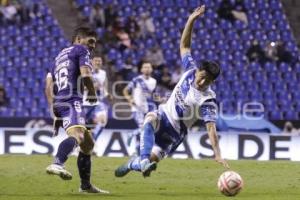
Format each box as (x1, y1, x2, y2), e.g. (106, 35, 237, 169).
(115, 5, 229, 178)
(123, 62, 158, 155)
(45, 27, 109, 193)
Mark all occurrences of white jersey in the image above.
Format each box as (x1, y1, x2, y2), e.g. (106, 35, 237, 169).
(83, 69, 107, 106)
(160, 53, 217, 133)
(128, 75, 157, 113)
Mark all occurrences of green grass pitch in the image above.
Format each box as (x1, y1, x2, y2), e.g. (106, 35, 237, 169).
(0, 155, 300, 200)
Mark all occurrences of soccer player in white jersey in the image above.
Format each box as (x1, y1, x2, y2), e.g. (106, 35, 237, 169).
(115, 5, 229, 178)
(123, 62, 157, 155)
(83, 55, 109, 141)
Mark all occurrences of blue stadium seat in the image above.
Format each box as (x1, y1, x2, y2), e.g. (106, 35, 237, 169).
(148, 0, 160, 7)
(151, 7, 162, 18)
(189, 0, 199, 7)
(269, 111, 282, 120)
(284, 111, 298, 120)
(270, 0, 282, 10)
(0, 0, 298, 120)
(175, 0, 188, 8)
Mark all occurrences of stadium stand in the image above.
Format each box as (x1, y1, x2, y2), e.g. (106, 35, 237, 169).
(74, 0, 300, 120)
(0, 0, 69, 117)
(0, 0, 299, 120)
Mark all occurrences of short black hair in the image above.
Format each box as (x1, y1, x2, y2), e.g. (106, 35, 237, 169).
(94, 55, 102, 58)
(137, 61, 152, 72)
(200, 61, 220, 80)
(72, 27, 97, 43)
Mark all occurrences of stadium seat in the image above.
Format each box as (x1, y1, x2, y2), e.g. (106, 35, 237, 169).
(0, 0, 299, 120)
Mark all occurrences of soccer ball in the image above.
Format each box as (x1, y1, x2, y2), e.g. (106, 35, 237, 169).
(217, 171, 243, 196)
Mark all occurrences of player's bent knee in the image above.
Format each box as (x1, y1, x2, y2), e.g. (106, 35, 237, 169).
(67, 127, 86, 144)
(151, 146, 165, 162)
(79, 129, 95, 154)
(80, 141, 94, 155)
(144, 112, 159, 131)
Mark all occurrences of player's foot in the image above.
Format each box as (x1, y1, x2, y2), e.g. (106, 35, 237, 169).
(79, 185, 110, 194)
(140, 159, 157, 177)
(115, 163, 131, 177)
(115, 156, 138, 177)
(46, 164, 72, 180)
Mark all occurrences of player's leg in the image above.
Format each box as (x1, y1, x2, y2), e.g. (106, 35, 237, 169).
(78, 129, 109, 194)
(127, 111, 143, 154)
(92, 106, 107, 141)
(133, 111, 145, 155)
(46, 104, 83, 180)
(143, 146, 165, 176)
(115, 111, 159, 177)
(133, 111, 171, 176)
(140, 112, 157, 164)
(46, 126, 85, 180)
(77, 129, 94, 191)
(114, 147, 162, 178)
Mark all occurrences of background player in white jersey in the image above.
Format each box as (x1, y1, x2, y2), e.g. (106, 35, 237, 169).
(83, 55, 110, 141)
(115, 5, 229, 178)
(123, 62, 157, 154)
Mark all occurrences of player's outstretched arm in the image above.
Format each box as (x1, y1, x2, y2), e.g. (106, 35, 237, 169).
(206, 122, 230, 169)
(80, 67, 97, 103)
(180, 5, 205, 57)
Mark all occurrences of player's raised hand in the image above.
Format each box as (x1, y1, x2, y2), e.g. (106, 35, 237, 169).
(189, 5, 206, 20)
(215, 157, 230, 169)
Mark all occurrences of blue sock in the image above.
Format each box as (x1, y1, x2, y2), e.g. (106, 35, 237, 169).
(93, 124, 104, 141)
(128, 156, 141, 171)
(54, 137, 77, 165)
(140, 122, 154, 160)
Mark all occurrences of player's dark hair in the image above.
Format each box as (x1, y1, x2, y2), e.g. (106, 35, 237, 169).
(200, 61, 220, 80)
(137, 61, 151, 72)
(92, 53, 102, 59)
(72, 27, 97, 43)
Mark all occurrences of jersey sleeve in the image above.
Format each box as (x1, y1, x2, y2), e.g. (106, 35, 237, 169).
(77, 45, 93, 70)
(181, 52, 198, 71)
(199, 99, 218, 123)
(127, 79, 136, 93)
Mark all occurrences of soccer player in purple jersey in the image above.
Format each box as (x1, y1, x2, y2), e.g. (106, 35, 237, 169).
(45, 27, 109, 193)
(115, 5, 229, 178)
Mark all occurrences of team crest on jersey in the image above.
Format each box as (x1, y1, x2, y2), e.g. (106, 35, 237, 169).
(63, 118, 70, 128)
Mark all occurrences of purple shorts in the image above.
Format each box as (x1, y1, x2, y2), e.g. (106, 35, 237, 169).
(53, 100, 86, 131)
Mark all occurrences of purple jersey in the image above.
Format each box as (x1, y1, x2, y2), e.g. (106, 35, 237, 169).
(51, 44, 92, 103)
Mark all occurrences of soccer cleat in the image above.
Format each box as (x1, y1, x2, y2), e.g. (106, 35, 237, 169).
(46, 164, 72, 180)
(114, 156, 139, 177)
(140, 159, 157, 177)
(114, 163, 131, 177)
(79, 185, 110, 194)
